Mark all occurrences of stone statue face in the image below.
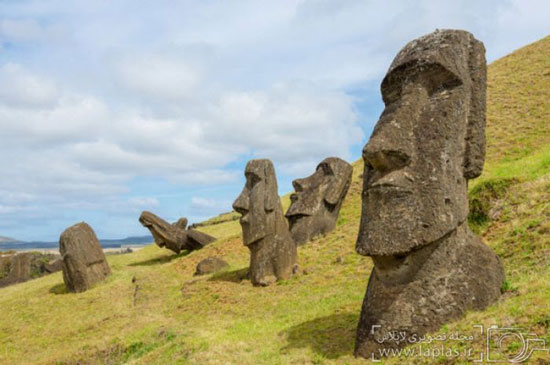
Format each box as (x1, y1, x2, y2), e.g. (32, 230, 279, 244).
(353, 31, 501, 360)
(286, 157, 352, 243)
(139, 211, 173, 249)
(356, 30, 486, 256)
(139, 211, 214, 253)
(233, 159, 278, 246)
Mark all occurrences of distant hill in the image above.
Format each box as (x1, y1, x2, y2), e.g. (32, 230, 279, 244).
(0, 235, 153, 251)
(0, 236, 18, 243)
(98, 235, 154, 246)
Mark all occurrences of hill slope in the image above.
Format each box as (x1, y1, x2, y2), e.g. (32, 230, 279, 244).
(486, 35, 550, 165)
(0, 37, 549, 364)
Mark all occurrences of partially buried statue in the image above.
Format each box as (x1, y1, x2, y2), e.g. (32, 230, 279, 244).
(233, 159, 297, 286)
(286, 157, 352, 245)
(0, 253, 31, 288)
(139, 211, 216, 254)
(60, 222, 111, 293)
(354, 30, 505, 358)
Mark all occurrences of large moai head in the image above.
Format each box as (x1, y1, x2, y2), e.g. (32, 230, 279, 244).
(354, 30, 504, 359)
(286, 157, 353, 245)
(233, 159, 280, 246)
(356, 29, 486, 258)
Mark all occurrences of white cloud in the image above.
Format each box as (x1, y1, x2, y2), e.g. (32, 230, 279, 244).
(0, 63, 59, 108)
(168, 170, 240, 186)
(211, 82, 363, 170)
(113, 53, 201, 101)
(0, 19, 43, 41)
(127, 197, 159, 208)
(0, 18, 66, 44)
(190, 197, 232, 216)
(190, 197, 218, 210)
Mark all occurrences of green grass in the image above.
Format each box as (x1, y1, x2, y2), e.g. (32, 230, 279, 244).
(1, 36, 550, 364)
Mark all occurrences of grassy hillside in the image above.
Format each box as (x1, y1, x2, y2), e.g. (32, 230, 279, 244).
(1, 37, 549, 364)
(485, 35, 550, 165)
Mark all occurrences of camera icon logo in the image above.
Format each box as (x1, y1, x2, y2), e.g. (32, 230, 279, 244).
(486, 325, 548, 362)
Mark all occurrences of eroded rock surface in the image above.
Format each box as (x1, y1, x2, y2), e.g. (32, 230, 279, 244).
(195, 257, 229, 276)
(60, 222, 111, 293)
(43, 258, 63, 274)
(354, 29, 505, 359)
(286, 157, 352, 245)
(139, 211, 216, 254)
(233, 159, 297, 286)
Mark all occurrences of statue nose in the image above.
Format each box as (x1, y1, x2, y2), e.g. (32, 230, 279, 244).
(363, 109, 414, 173)
(232, 191, 249, 215)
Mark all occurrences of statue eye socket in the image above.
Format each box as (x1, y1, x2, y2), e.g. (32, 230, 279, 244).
(364, 162, 374, 177)
(246, 173, 261, 188)
(417, 65, 463, 96)
(317, 163, 333, 176)
(382, 63, 463, 104)
(425, 76, 462, 96)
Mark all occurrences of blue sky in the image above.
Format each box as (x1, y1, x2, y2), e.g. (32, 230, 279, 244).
(0, 0, 548, 241)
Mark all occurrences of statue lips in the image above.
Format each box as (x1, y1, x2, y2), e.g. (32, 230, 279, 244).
(366, 169, 413, 194)
(285, 194, 312, 233)
(235, 209, 267, 247)
(238, 213, 256, 246)
(285, 193, 311, 218)
(239, 213, 249, 224)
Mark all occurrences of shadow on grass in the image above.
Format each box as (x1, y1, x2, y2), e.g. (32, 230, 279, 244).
(208, 267, 249, 283)
(280, 312, 358, 359)
(129, 251, 189, 267)
(49, 282, 68, 295)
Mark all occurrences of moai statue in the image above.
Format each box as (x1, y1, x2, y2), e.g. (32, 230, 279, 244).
(354, 30, 505, 358)
(60, 222, 111, 293)
(233, 159, 297, 286)
(286, 157, 353, 245)
(139, 211, 216, 254)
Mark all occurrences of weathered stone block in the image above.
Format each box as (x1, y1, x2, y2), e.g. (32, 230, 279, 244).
(60, 222, 111, 293)
(195, 257, 229, 276)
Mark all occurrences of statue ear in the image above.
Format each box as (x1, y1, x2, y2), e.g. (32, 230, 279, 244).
(264, 160, 278, 212)
(463, 36, 487, 179)
(324, 164, 353, 206)
(173, 218, 188, 230)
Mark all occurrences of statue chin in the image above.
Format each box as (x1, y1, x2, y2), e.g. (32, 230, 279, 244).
(288, 213, 335, 245)
(371, 234, 444, 285)
(242, 234, 266, 247)
(241, 216, 269, 246)
(361, 188, 462, 255)
(287, 214, 311, 244)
